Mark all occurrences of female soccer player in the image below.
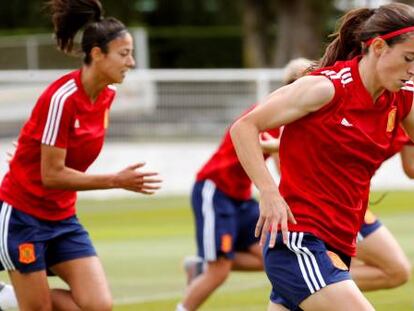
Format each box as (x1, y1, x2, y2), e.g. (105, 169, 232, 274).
(0, 0, 161, 310)
(231, 3, 414, 311)
(176, 107, 280, 311)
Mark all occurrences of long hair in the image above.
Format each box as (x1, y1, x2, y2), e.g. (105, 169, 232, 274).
(47, 0, 127, 64)
(319, 3, 414, 68)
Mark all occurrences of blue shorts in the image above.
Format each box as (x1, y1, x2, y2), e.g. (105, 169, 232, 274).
(0, 201, 96, 274)
(357, 209, 382, 241)
(192, 180, 259, 261)
(264, 232, 351, 310)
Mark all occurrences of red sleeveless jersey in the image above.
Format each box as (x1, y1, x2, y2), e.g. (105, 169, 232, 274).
(279, 57, 413, 256)
(197, 105, 280, 200)
(0, 70, 116, 220)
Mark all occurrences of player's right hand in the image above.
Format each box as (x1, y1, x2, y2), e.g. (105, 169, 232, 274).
(256, 188, 296, 247)
(114, 162, 162, 194)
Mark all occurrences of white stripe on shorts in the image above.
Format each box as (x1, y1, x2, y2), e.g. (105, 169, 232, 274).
(201, 180, 216, 261)
(287, 232, 326, 293)
(0, 202, 15, 270)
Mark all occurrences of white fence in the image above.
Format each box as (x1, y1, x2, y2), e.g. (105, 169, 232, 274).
(0, 68, 283, 140)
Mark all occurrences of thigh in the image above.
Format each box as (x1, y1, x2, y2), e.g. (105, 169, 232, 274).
(299, 280, 374, 311)
(356, 225, 409, 270)
(50, 256, 111, 307)
(9, 269, 52, 310)
(268, 301, 289, 311)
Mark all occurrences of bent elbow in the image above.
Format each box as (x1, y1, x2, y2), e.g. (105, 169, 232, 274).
(41, 170, 62, 189)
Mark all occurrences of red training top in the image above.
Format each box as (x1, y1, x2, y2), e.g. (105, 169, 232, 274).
(0, 70, 116, 220)
(279, 57, 413, 256)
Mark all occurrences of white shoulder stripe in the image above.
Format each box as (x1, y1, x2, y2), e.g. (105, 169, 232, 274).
(42, 79, 77, 146)
(321, 67, 353, 86)
(330, 67, 351, 80)
(108, 84, 117, 91)
(402, 85, 414, 92)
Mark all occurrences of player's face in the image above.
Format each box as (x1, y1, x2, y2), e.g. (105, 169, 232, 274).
(377, 36, 414, 92)
(99, 33, 135, 84)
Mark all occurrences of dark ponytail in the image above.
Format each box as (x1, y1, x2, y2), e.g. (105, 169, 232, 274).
(319, 3, 414, 68)
(319, 8, 374, 68)
(47, 0, 128, 64)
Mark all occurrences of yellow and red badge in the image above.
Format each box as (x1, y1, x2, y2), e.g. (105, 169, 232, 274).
(364, 209, 377, 225)
(19, 243, 36, 264)
(221, 234, 232, 253)
(327, 251, 348, 271)
(386, 107, 397, 132)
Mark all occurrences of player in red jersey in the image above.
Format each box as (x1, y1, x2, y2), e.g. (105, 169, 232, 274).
(175, 107, 280, 311)
(0, 1, 161, 310)
(285, 60, 412, 293)
(231, 3, 414, 311)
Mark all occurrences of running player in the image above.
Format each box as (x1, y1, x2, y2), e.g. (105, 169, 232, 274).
(0, 1, 161, 310)
(176, 106, 280, 311)
(231, 3, 414, 311)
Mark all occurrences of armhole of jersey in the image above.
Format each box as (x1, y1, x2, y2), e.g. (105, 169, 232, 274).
(312, 75, 344, 115)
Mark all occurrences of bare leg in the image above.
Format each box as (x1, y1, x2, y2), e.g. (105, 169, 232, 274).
(232, 243, 263, 271)
(267, 301, 289, 311)
(8, 269, 52, 311)
(351, 226, 411, 291)
(299, 280, 374, 311)
(50, 256, 112, 311)
(181, 258, 232, 311)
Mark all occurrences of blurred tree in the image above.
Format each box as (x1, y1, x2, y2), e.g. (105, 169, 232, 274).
(243, 0, 275, 67)
(242, 0, 335, 68)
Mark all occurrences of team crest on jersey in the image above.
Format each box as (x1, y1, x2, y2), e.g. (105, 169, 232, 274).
(19, 243, 36, 264)
(104, 109, 109, 129)
(364, 209, 377, 225)
(74, 119, 80, 129)
(326, 251, 348, 271)
(386, 107, 397, 132)
(221, 234, 232, 253)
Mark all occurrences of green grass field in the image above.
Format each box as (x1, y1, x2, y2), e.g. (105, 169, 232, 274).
(3, 191, 414, 310)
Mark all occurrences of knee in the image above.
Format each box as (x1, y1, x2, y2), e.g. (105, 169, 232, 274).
(205, 260, 231, 285)
(388, 259, 411, 288)
(79, 295, 113, 311)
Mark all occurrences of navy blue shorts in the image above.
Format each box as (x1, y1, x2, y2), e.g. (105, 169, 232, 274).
(264, 232, 351, 310)
(0, 201, 96, 274)
(191, 180, 259, 261)
(358, 209, 382, 240)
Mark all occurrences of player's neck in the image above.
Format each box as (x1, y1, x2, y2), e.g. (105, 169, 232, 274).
(358, 56, 385, 102)
(81, 65, 106, 102)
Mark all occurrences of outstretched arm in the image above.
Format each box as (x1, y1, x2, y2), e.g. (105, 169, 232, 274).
(41, 145, 162, 194)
